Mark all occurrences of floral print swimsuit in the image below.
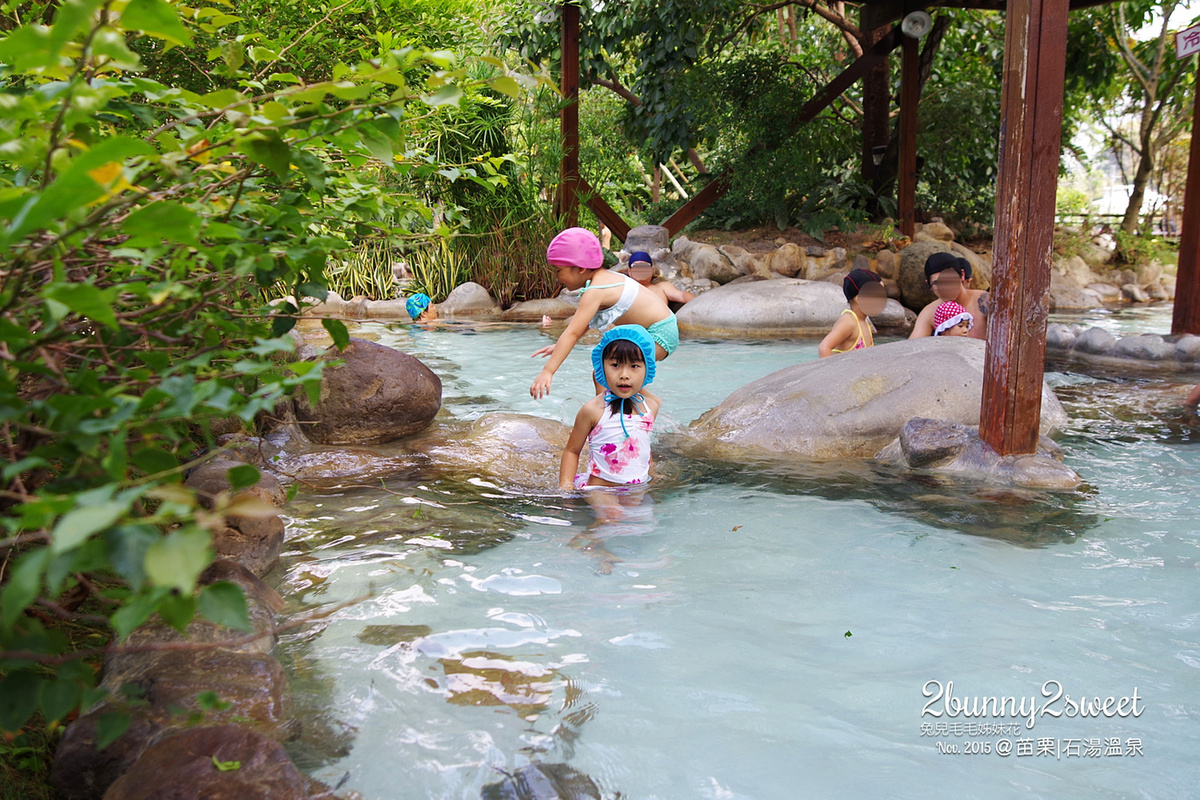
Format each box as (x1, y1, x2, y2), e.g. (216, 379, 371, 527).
(575, 399, 654, 488)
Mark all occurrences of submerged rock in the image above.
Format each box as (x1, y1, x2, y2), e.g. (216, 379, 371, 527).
(409, 413, 570, 490)
(675, 278, 908, 338)
(683, 337, 1066, 462)
(877, 418, 1081, 490)
(481, 763, 602, 800)
(293, 337, 442, 445)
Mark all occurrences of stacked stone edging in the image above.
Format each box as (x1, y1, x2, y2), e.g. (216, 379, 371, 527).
(1046, 323, 1200, 373)
(51, 459, 341, 800)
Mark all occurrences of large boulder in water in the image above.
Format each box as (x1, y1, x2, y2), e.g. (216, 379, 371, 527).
(682, 337, 1067, 461)
(675, 278, 909, 338)
(293, 338, 441, 445)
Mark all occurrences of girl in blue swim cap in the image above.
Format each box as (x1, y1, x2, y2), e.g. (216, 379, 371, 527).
(560, 325, 662, 491)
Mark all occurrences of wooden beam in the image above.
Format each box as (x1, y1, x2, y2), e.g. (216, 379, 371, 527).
(556, 2, 580, 225)
(1173, 63, 1200, 334)
(662, 27, 904, 236)
(979, 0, 1070, 456)
(577, 177, 631, 243)
(898, 34, 919, 238)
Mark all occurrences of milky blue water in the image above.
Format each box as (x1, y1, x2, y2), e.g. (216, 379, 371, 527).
(276, 320, 1200, 800)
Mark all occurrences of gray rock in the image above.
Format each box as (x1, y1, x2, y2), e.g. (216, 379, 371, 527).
(949, 243, 992, 290)
(766, 243, 806, 277)
(293, 338, 442, 445)
(1160, 274, 1177, 300)
(406, 413, 570, 490)
(1121, 283, 1150, 303)
(623, 224, 670, 255)
(900, 418, 972, 467)
(675, 278, 907, 338)
(1086, 283, 1122, 303)
(896, 240, 955, 311)
(1146, 282, 1170, 301)
(672, 234, 699, 264)
(363, 298, 411, 320)
(1051, 255, 1102, 289)
(1073, 326, 1118, 355)
(919, 221, 956, 242)
(1044, 323, 1076, 351)
(683, 337, 1066, 461)
(684, 243, 740, 284)
(439, 281, 500, 317)
(1113, 333, 1173, 361)
(1136, 260, 1163, 285)
(1176, 334, 1200, 361)
(501, 297, 577, 322)
(805, 245, 828, 257)
(481, 762, 602, 800)
(719, 244, 769, 278)
(874, 249, 897, 280)
(877, 419, 1080, 490)
(1049, 286, 1103, 309)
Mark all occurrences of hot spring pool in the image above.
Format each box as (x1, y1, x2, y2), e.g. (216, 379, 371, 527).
(275, 321, 1200, 800)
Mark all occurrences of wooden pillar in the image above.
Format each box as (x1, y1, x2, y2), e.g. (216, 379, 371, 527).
(980, 0, 1070, 456)
(557, 2, 580, 226)
(861, 18, 892, 188)
(898, 35, 919, 238)
(1172, 62, 1200, 335)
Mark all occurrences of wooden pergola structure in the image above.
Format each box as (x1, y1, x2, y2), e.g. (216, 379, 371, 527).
(554, 0, 1200, 457)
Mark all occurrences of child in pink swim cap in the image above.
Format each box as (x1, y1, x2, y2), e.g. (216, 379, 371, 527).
(531, 227, 677, 399)
(933, 300, 974, 337)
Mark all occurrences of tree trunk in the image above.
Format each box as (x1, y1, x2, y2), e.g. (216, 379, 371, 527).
(1121, 138, 1156, 234)
(859, 17, 891, 191)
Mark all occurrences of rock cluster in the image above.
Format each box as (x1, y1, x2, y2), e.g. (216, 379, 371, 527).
(1046, 323, 1200, 371)
(51, 462, 340, 800)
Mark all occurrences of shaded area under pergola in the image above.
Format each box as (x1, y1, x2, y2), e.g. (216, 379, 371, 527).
(552, 0, 1200, 458)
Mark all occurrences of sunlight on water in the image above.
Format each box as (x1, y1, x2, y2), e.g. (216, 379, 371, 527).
(275, 322, 1200, 800)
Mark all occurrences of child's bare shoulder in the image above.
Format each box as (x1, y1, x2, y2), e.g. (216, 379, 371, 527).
(577, 394, 606, 421)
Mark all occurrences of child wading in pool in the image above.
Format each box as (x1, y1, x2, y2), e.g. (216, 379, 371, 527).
(531, 228, 677, 398)
(560, 325, 661, 491)
(818, 268, 887, 358)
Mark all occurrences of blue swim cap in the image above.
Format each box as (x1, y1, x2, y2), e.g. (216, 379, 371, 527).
(406, 293, 431, 320)
(592, 325, 656, 389)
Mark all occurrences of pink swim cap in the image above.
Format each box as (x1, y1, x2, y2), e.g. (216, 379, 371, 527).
(546, 227, 603, 270)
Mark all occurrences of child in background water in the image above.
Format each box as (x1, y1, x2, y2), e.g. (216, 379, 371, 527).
(531, 228, 676, 398)
(818, 268, 887, 357)
(932, 301, 974, 337)
(560, 325, 661, 491)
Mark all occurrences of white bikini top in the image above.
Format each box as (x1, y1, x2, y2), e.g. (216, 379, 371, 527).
(586, 274, 640, 330)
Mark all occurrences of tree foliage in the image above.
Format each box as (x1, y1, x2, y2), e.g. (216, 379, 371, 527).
(0, 0, 538, 733)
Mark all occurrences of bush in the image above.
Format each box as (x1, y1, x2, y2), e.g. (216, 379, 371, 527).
(0, 0, 541, 734)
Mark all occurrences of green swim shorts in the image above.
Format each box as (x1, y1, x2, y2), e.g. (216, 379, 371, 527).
(646, 314, 679, 357)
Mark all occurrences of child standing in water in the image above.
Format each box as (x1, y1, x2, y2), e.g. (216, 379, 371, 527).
(818, 268, 887, 357)
(560, 326, 661, 491)
(531, 228, 676, 398)
(932, 301, 974, 337)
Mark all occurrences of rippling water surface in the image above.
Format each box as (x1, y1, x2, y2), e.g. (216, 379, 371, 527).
(275, 322, 1200, 799)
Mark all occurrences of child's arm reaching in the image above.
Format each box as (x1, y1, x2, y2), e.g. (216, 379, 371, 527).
(531, 291, 603, 398)
(560, 399, 601, 490)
